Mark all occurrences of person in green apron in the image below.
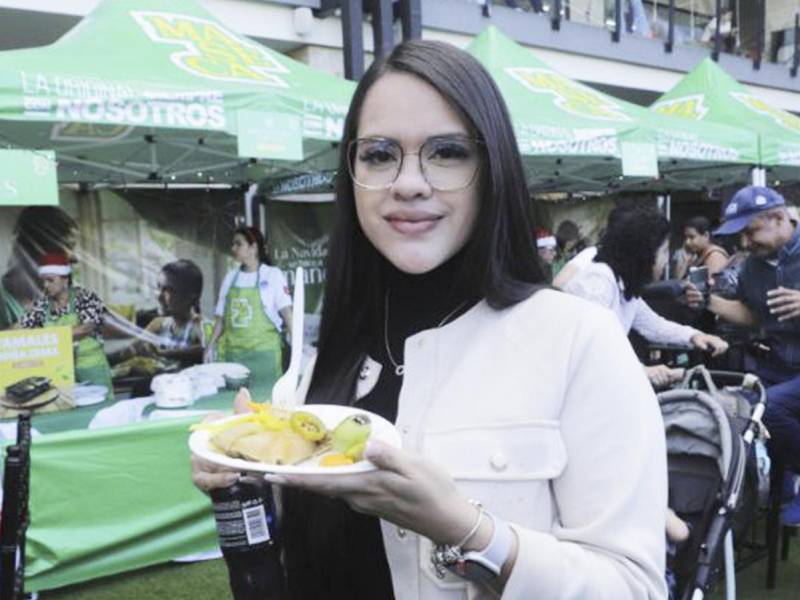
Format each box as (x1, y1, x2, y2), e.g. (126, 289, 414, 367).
(110, 259, 210, 371)
(19, 252, 114, 400)
(206, 227, 293, 393)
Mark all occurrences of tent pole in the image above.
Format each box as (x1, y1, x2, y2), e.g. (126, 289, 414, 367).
(260, 201, 267, 235)
(244, 183, 258, 227)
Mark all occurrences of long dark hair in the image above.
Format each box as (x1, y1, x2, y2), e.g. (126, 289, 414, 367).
(595, 206, 670, 300)
(233, 226, 272, 265)
(307, 39, 545, 406)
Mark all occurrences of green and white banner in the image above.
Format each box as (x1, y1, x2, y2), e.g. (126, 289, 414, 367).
(652, 58, 800, 169)
(0, 149, 58, 206)
(0, 0, 355, 183)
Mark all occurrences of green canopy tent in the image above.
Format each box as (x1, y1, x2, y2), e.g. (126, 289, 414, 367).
(467, 27, 758, 193)
(0, 0, 355, 188)
(652, 58, 800, 186)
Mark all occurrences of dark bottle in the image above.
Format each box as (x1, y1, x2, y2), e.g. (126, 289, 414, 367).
(210, 480, 286, 600)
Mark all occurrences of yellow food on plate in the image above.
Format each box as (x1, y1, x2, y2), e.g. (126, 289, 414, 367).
(210, 422, 264, 454)
(320, 453, 354, 467)
(197, 403, 374, 467)
(229, 429, 318, 465)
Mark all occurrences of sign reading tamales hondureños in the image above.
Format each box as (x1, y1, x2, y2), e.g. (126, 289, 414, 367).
(0, 149, 58, 206)
(0, 325, 75, 390)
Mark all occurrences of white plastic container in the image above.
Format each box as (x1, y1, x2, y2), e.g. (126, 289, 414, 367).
(151, 373, 194, 408)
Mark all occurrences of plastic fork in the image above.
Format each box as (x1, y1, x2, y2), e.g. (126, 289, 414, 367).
(271, 267, 304, 409)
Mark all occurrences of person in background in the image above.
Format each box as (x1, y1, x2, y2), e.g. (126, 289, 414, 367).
(111, 260, 210, 370)
(563, 205, 728, 388)
(19, 252, 114, 400)
(687, 186, 800, 526)
(1, 206, 78, 329)
(676, 216, 729, 279)
(193, 39, 667, 600)
(551, 219, 588, 278)
(534, 227, 557, 282)
(205, 227, 292, 390)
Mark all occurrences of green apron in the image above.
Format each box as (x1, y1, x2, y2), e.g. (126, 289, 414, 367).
(220, 270, 283, 393)
(45, 289, 115, 401)
(0, 283, 23, 330)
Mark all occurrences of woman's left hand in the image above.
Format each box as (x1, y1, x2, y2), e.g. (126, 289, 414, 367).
(264, 440, 478, 546)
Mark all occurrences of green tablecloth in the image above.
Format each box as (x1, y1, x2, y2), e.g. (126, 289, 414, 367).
(2, 387, 269, 592)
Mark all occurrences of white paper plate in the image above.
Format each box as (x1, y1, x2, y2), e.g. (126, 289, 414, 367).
(188, 404, 401, 475)
(72, 385, 108, 407)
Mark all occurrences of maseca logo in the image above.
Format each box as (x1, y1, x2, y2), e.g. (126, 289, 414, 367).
(505, 67, 630, 121)
(131, 11, 290, 88)
(652, 94, 708, 120)
(731, 92, 800, 135)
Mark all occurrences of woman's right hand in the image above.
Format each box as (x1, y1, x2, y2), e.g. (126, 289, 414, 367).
(191, 454, 240, 492)
(190, 388, 254, 493)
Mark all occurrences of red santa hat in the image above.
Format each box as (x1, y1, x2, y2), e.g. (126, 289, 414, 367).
(535, 228, 557, 249)
(38, 252, 72, 277)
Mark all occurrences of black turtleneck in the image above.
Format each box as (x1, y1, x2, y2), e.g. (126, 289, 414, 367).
(283, 252, 479, 600)
(357, 251, 478, 423)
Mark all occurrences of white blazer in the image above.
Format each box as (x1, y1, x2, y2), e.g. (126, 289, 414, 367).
(299, 289, 668, 599)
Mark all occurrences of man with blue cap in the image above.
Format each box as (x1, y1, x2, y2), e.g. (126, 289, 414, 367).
(692, 185, 800, 525)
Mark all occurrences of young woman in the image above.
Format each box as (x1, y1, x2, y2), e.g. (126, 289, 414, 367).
(112, 260, 210, 370)
(680, 216, 729, 277)
(563, 206, 728, 387)
(205, 227, 292, 390)
(194, 41, 668, 599)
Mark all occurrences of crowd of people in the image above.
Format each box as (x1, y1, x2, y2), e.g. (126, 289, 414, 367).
(0, 214, 293, 395)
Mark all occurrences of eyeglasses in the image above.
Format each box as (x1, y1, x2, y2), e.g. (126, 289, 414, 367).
(347, 135, 483, 191)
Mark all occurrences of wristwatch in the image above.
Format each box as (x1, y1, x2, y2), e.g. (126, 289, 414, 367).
(431, 508, 515, 583)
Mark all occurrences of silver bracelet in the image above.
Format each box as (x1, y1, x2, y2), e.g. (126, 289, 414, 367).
(455, 499, 485, 547)
(431, 499, 484, 579)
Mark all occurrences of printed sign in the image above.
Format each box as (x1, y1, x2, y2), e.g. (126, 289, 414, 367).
(237, 110, 303, 161)
(506, 67, 631, 121)
(731, 92, 800, 135)
(515, 124, 619, 156)
(621, 142, 659, 177)
(131, 11, 290, 88)
(20, 71, 226, 131)
(0, 325, 75, 390)
(652, 94, 709, 120)
(656, 130, 740, 162)
(0, 149, 58, 206)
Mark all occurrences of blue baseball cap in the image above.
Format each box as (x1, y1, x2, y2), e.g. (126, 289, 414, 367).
(714, 186, 786, 235)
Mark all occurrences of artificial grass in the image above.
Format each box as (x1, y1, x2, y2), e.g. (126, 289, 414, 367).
(38, 532, 799, 600)
(41, 559, 232, 600)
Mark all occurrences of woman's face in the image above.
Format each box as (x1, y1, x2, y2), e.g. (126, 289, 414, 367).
(352, 72, 480, 274)
(683, 227, 709, 254)
(41, 274, 68, 300)
(652, 239, 669, 281)
(156, 271, 191, 316)
(231, 233, 257, 265)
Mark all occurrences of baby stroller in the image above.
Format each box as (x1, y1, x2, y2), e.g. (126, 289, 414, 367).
(659, 367, 767, 600)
